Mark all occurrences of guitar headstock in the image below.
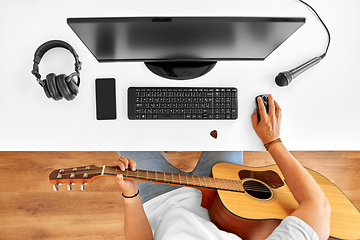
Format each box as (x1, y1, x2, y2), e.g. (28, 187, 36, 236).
(49, 165, 103, 191)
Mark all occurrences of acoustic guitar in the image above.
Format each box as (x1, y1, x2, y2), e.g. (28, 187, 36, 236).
(49, 163, 360, 240)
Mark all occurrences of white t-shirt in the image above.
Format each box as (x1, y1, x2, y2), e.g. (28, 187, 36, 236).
(143, 188, 319, 240)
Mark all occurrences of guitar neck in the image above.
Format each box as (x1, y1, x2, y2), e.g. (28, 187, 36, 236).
(104, 166, 244, 192)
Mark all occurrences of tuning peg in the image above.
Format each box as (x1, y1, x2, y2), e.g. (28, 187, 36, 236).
(53, 183, 62, 191)
(67, 183, 74, 191)
(80, 183, 87, 191)
(53, 184, 59, 192)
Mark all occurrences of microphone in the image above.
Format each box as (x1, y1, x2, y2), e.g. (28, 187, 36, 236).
(275, 56, 322, 87)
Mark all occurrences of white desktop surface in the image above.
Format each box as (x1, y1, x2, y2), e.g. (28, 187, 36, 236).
(0, 0, 359, 151)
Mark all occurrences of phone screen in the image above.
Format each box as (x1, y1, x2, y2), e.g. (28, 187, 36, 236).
(95, 78, 116, 120)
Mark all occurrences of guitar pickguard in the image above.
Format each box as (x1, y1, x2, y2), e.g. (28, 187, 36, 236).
(238, 169, 284, 189)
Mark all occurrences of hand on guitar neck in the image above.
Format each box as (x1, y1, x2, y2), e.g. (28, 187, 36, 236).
(251, 94, 331, 240)
(114, 156, 138, 197)
(114, 156, 153, 240)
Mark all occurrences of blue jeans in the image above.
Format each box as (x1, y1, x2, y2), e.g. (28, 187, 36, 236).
(117, 151, 243, 203)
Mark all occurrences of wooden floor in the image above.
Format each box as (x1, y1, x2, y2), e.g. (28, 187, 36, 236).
(0, 151, 359, 240)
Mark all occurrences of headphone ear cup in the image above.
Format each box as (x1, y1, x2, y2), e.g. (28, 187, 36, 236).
(56, 74, 76, 101)
(66, 73, 79, 95)
(46, 73, 63, 101)
(41, 79, 52, 98)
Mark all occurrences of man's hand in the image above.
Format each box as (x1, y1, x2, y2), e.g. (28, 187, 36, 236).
(114, 156, 138, 197)
(251, 94, 282, 144)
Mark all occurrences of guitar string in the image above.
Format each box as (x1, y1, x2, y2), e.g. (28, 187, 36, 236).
(54, 168, 272, 192)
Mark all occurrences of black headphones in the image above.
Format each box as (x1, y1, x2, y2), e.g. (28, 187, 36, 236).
(31, 40, 82, 101)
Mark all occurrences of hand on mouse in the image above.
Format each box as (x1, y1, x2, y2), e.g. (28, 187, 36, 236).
(251, 94, 282, 144)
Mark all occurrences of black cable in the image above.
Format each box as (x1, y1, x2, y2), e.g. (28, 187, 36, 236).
(299, 0, 331, 59)
(299, 0, 331, 57)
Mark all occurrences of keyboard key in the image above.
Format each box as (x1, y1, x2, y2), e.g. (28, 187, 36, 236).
(157, 114, 185, 119)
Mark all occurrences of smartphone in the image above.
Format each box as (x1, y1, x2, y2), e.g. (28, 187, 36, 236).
(95, 78, 116, 120)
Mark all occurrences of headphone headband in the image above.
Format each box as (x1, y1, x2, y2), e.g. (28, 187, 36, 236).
(31, 40, 82, 86)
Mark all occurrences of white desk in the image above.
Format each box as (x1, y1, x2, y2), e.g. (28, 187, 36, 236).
(0, 0, 359, 151)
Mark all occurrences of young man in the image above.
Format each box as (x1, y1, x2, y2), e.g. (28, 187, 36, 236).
(114, 94, 331, 240)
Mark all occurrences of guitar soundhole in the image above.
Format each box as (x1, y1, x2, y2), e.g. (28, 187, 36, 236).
(243, 180, 272, 200)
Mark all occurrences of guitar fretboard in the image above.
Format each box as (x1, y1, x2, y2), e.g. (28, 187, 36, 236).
(104, 166, 244, 192)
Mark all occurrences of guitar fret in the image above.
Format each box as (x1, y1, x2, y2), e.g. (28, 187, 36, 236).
(218, 179, 224, 190)
(235, 181, 240, 190)
(234, 180, 238, 190)
(199, 176, 204, 187)
(210, 177, 216, 188)
(206, 177, 212, 188)
(238, 180, 243, 191)
(234, 180, 240, 191)
(195, 176, 201, 186)
(210, 177, 214, 188)
(164, 172, 172, 183)
(202, 176, 208, 187)
(220, 179, 225, 189)
(191, 175, 195, 186)
(172, 174, 180, 184)
(215, 179, 221, 189)
(230, 180, 235, 191)
(218, 179, 224, 189)
(208, 177, 213, 188)
(230, 180, 235, 190)
(148, 170, 156, 181)
(226, 180, 232, 190)
(180, 175, 187, 185)
(231, 180, 236, 190)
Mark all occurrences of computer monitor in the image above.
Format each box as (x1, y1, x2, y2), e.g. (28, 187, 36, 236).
(67, 17, 305, 80)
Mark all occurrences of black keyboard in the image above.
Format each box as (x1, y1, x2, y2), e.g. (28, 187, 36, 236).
(128, 87, 238, 120)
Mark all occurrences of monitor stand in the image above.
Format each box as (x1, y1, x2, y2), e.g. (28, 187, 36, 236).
(145, 61, 217, 80)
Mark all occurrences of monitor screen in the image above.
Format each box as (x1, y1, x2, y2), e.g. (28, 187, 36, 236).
(67, 17, 305, 62)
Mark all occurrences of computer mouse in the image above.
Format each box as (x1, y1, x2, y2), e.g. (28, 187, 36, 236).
(255, 94, 269, 122)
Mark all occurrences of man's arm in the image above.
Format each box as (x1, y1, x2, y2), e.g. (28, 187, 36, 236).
(114, 157, 153, 240)
(251, 95, 331, 240)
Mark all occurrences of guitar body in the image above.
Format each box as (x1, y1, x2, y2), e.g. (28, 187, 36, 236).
(207, 163, 360, 240)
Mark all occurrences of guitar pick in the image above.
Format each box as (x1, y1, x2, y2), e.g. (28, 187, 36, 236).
(210, 130, 217, 139)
